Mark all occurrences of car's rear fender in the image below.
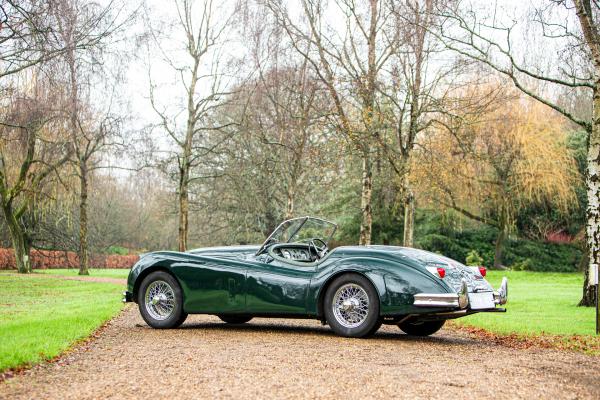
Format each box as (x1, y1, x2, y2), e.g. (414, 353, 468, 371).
(309, 256, 452, 317)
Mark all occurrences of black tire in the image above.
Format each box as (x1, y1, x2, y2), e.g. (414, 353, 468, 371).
(138, 271, 187, 329)
(398, 320, 445, 336)
(366, 318, 383, 337)
(218, 315, 253, 324)
(323, 273, 380, 338)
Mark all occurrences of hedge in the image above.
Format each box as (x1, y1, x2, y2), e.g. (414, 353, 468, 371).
(0, 248, 139, 270)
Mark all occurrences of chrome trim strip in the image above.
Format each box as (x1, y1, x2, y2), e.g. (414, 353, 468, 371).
(413, 293, 459, 307)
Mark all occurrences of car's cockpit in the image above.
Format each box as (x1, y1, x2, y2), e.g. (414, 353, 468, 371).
(271, 244, 315, 262)
(256, 217, 337, 265)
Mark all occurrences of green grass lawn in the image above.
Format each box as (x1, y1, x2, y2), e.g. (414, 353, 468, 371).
(33, 268, 130, 279)
(454, 271, 597, 336)
(0, 274, 124, 373)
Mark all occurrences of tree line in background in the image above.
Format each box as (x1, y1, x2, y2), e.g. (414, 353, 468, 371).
(0, 0, 597, 306)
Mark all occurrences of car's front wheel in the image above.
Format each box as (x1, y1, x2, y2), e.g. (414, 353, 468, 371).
(218, 315, 253, 324)
(398, 320, 445, 336)
(324, 273, 381, 338)
(138, 271, 187, 329)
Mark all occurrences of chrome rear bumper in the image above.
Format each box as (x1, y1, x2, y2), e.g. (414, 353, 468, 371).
(413, 277, 508, 309)
(494, 277, 508, 305)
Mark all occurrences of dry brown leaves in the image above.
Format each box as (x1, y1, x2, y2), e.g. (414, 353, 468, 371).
(448, 321, 600, 355)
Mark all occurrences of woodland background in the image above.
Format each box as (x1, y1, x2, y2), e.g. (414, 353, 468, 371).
(0, 0, 598, 305)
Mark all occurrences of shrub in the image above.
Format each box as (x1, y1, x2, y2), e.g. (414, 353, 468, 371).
(465, 250, 484, 266)
(511, 258, 534, 271)
(414, 213, 581, 271)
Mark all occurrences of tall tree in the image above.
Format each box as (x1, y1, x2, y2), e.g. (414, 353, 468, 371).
(379, 0, 455, 247)
(266, 0, 396, 245)
(0, 0, 120, 273)
(145, 0, 237, 251)
(0, 78, 72, 273)
(52, 0, 127, 275)
(246, 5, 335, 221)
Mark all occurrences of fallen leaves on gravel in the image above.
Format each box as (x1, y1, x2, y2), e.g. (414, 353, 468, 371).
(449, 322, 600, 355)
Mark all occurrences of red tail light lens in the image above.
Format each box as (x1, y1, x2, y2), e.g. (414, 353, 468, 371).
(437, 267, 446, 278)
(478, 266, 487, 277)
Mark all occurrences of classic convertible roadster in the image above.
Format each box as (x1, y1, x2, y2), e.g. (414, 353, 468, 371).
(124, 216, 507, 337)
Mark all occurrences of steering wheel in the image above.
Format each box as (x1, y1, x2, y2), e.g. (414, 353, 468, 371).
(308, 238, 328, 259)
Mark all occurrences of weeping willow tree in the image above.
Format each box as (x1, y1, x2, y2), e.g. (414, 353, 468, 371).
(414, 90, 581, 268)
(0, 78, 73, 273)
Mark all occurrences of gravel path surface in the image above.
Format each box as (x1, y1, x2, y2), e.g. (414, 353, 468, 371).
(1, 306, 599, 400)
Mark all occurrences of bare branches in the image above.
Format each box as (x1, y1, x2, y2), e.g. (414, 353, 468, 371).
(143, 0, 241, 251)
(434, 1, 595, 131)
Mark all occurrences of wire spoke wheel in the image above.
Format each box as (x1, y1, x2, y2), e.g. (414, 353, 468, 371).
(144, 280, 176, 321)
(332, 283, 370, 328)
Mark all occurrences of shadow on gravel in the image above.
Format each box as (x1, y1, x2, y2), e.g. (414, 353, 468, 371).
(166, 321, 474, 346)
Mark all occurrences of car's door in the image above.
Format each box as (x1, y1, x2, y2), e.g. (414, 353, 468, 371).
(244, 255, 314, 314)
(173, 257, 246, 314)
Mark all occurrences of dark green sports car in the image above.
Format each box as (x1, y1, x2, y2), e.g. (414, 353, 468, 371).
(124, 216, 507, 338)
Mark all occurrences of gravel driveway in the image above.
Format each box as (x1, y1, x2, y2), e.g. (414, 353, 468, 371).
(1, 305, 599, 400)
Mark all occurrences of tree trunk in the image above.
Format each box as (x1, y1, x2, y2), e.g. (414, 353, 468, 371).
(5, 210, 32, 273)
(402, 175, 415, 247)
(78, 162, 89, 275)
(359, 150, 373, 245)
(584, 79, 600, 306)
(493, 226, 506, 269)
(285, 188, 294, 220)
(579, 250, 597, 306)
(178, 163, 190, 252)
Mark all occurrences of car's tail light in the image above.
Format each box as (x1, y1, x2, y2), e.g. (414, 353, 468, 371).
(437, 267, 446, 278)
(478, 266, 487, 277)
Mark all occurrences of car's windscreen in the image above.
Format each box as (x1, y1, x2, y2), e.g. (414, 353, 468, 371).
(256, 217, 337, 255)
(271, 218, 307, 243)
(288, 218, 336, 243)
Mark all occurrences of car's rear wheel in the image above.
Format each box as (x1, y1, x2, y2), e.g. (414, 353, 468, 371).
(218, 315, 253, 324)
(324, 273, 380, 338)
(138, 271, 187, 329)
(398, 319, 445, 336)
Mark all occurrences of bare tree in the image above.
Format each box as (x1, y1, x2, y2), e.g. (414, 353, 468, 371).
(246, 5, 335, 220)
(51, 0, 129, 275)
(435, 0, 599, 304)
(0, 1, 119, 81)
(266, 0, 397, 245)
(145, 0, 238, 251)
(378, 0, 458, 246)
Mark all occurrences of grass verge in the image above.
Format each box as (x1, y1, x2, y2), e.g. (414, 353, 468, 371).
(33, 268, 129, 279)
(0, 274, 124, 373)
(450, 270, 600, 355)
(454, 271, 596, 336)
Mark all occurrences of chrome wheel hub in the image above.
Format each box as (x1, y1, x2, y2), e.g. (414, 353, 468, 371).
(145, 280, 175, 321)
(332, 283, 369, 328)
(151, 294, 166, 305)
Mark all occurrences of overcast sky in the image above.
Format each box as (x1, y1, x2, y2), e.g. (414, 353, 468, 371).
(109, 0, 575, 173)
